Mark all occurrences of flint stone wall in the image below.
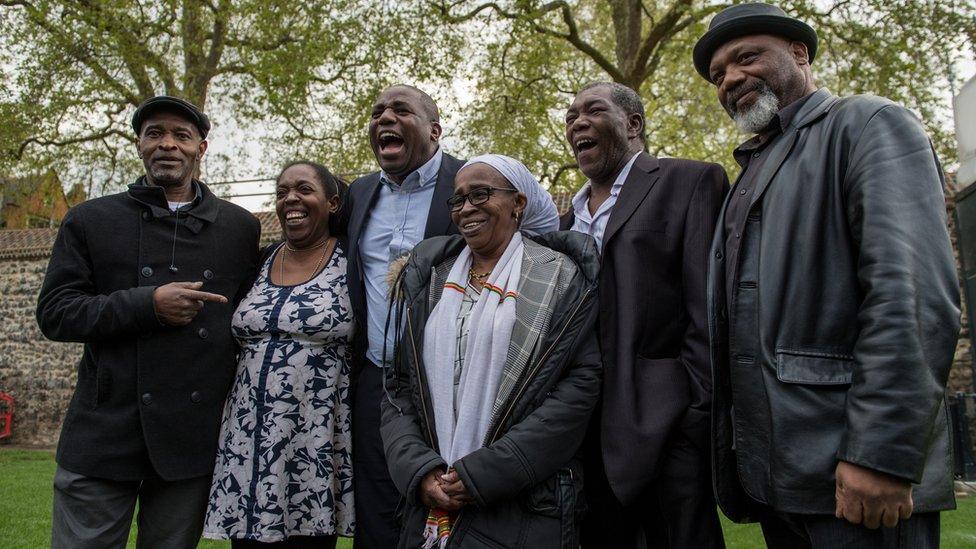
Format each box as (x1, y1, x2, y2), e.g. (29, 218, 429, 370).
(0, 252, 78, 446)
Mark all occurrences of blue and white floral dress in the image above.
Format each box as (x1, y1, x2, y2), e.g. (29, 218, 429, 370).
(204, 242, 355, 542)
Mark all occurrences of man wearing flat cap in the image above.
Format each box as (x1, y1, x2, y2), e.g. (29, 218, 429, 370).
(696, 3, 960, 547)
(38, 95, 261, 548)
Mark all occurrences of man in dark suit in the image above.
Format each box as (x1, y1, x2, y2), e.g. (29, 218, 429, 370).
(344, 84, 464, 549)
(696, 4, 959, 547)
(561, 81, 728, 548)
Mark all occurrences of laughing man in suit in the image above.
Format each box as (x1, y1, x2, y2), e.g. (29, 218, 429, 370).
(561, 81, 729, 548)
(344, 84, 464, 549)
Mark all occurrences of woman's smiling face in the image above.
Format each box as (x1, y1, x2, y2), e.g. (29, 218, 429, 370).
(451, 163, 526, 258)
(275, 164, 337, 248)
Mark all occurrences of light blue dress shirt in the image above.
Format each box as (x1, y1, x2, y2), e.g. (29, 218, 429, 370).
(361, 148, 443, 365)
(570, 152, 640, 253)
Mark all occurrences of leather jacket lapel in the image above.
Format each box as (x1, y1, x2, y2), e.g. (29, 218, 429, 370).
(748, 89, 839, 208)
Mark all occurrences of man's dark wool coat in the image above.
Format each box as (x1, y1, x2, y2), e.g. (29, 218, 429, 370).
(37, 179, 261, 481)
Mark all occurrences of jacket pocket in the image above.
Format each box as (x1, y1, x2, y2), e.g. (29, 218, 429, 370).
(775, 350, 854, 385)
(393, 495, 406, 527)
(521, 467, 583, 548)
(523, 471, 560, 518)
(465, 528, 510, 548)
(81, 348, 109, 409)
(94, 364, 112, 408)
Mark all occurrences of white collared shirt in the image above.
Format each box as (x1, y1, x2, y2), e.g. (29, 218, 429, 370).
(570, 152, 640, 253)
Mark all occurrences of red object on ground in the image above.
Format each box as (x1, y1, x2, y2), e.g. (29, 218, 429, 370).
(0, 392, 13, 439)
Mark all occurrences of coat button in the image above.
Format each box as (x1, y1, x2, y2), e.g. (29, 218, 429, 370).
(203, 269, 214, 280)
(141, 266, 153, 278)
(190, 391, 202, 403)
(141, 393, 153, 405)
(739, 188, 747, 195)
(198, 328, 209, 339)
(715, 251, 723, 260)
(142, 211, 151, 221)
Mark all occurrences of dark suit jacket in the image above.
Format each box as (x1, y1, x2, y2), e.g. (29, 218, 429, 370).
(560, 152, 728, 505)
(344, 152, 465, 359)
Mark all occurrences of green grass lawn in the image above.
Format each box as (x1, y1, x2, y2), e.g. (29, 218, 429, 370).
(2, 448, 973, 548)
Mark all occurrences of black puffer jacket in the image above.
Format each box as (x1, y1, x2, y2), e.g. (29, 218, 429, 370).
(380, 231, 601, 548)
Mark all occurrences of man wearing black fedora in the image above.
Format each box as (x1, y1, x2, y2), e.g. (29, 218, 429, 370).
(696, 3, 959, 547)
(38, 95, 261, 547)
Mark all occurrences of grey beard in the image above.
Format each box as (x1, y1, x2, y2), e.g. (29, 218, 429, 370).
(148, 165, 192, 187)
(732, 86, 780, 134)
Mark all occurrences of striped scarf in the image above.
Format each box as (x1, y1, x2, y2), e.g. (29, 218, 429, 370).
(421, 233, 524, 546)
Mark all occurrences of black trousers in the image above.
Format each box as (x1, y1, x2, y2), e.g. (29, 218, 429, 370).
(759, 509, 940, 549)
(581, 409, 724, 549)
(352, 362, 401, 549)
(51, 465, 210, 549)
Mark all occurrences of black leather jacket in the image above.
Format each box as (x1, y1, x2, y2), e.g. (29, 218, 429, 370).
(381, 231, 601, 548)
(708, 89, 960, 519)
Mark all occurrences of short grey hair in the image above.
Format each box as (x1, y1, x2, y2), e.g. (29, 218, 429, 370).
(579, 81, 646, 145)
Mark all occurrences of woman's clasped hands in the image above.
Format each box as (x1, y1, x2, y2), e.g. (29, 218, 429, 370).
(420, 468, 474, 511)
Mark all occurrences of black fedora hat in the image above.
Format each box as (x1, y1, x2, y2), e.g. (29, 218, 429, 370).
(131, 95, 211, 138)
(693, 3, 818, 82)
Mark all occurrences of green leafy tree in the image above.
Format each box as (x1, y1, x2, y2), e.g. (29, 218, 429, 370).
(0, 0, 462, 195)
(434, 0, 975, 191)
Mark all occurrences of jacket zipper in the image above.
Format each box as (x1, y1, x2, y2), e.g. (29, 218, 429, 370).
(448, 288, 591, 547)
(482, 287, 593, 446)
(406, 307, 436, 446)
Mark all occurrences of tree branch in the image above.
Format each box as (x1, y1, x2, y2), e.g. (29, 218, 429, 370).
(432, 0, 626, 82)
(13, 3, 143, 105)
(72, 0, 177, 98)
(17, 129, 132, 160)
(309, 61, 371, 87)
(548, 162, 578, 190)
(280, 114, 344, 144)
(632, 0, 692, 82)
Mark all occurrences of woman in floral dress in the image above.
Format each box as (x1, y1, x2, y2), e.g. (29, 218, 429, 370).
(205, 161, 354, 548)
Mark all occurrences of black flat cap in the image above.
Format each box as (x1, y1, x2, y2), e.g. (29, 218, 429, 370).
(693, 3, 818, 82)
(131, 95, 211, 138)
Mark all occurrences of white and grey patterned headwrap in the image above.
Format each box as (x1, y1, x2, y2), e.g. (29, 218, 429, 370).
(460, 154, 560, 237)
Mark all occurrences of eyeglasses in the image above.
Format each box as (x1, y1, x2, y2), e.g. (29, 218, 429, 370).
(447, 186, 518, 211)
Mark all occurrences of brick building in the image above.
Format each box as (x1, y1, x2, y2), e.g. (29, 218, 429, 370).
(0, 171, 86, 229)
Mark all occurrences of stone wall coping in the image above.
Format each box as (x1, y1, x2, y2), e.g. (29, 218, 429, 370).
(0, 228, 59, 259)
(0, 190, 577, 258)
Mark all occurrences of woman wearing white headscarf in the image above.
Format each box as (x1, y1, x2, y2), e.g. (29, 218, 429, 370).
(379, 155, 601, 548)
